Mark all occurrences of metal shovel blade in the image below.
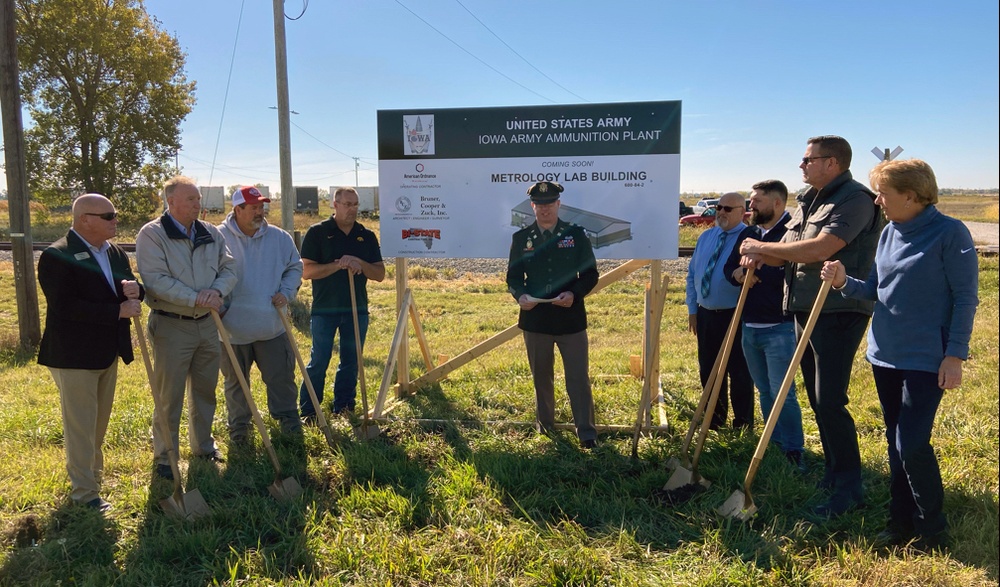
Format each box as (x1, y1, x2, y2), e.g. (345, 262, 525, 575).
(267, 477, 304, 501)
(159, 489, 211, 521)
(353, 421, 381, 441)
(664, 465, 711, 491)
(717, 489, 757, 521)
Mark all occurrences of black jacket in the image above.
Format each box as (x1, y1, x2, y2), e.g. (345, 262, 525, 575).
(37, 231, 144, 369)
(723, 213, 792, 324)
(506, 219, 599, 335)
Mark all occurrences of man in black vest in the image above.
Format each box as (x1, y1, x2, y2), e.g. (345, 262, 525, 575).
(506, 181, 600, 449)
(38, 194, 144, 512)
(741, 136, 882, 517)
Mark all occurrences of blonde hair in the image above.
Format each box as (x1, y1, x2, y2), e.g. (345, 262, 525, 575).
(869, 159, 938, 206)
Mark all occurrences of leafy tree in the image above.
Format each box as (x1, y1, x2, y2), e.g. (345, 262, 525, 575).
(16, 0, 195, 221)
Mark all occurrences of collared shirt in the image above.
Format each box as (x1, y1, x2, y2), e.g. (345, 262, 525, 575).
(167, 213, 196, 242)
(686, 222, 746, 313)
(300, 217, 382, 314)
(70, 228, 115, 293)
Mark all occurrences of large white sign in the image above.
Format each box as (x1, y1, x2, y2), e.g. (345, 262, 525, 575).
(377, 101, 681, 259)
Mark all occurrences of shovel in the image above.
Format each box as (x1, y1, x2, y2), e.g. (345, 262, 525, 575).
(133, 315, 211, 520)
(276, 306, 336, 448)
(347, 271, 380, 440)
(718, 279, 832, 521)
(663, 266, 755, 494)
(211, 310, 304, 501)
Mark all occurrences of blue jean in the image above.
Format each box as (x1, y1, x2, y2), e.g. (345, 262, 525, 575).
(299, 311, 369, 415)
(742, 322, 805, 453)
(872, 365, 947, 537)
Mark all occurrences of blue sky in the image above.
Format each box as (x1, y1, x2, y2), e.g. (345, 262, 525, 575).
(8, 0, 1000, 194)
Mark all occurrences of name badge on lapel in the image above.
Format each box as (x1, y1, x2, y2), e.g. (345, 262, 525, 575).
(74, 252, 91, 261)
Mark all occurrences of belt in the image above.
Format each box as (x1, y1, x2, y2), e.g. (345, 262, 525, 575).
(698, 306, 735, 314)
(153, 309, 209, 321)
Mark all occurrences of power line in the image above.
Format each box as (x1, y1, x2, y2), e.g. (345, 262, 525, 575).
(208, 0, 246, 185)
(392, 0, 556, 103)
(453, 0, 587, 103)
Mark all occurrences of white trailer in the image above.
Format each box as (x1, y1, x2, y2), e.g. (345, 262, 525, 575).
(331, 186, 378, 212)
(199, 186, 225, 212)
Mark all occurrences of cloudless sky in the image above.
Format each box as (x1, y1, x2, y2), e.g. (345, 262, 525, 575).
(6, 0, 1000, 194)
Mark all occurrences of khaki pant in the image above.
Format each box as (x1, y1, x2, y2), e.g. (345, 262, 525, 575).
(49, 363, 118, 503)
(148, 313, 221, 465)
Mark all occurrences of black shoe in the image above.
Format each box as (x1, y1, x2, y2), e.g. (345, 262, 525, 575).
(230, 434, 250, 448)
(874, 520, 914, 547)
(301, 413, 318, 426)
(196, 449, 225, 463)
(154, 463, 174, 481)
(580, 439, 598, 450)
(912, 531, 950, 552)
(812, 489, 863, 518)
(785, 451, 808, 475)
(84, 497, 112, 512)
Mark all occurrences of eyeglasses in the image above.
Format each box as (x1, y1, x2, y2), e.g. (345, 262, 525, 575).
(801, 156, 833, 165)
(335, 201, 359, 208)
(85, 212, 118, 221)
(714, 205, 741, 213)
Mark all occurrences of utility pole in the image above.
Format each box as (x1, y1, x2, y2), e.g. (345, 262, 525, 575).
(272, 0, 294, 232)
(353, 156, 360, 187)
(0, 0, 42, 349)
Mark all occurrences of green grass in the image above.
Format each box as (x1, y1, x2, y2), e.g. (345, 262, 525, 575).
(0, 237, 997, 585)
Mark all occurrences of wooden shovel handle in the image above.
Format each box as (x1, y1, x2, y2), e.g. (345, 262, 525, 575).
(211, 309, 284, 476)
(276, 307, 334, 443)
(347, 272, 371, 423)
(741, 279, 832, 494)
(689, 266, 756, 479)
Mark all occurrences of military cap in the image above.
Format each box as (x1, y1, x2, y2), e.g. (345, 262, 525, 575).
(527, 181, 564, 204)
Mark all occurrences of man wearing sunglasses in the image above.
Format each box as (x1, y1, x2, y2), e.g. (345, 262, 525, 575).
(38, 194, 144, 512)
(739, 136, 882, 518)
(685, 191, 754, 430)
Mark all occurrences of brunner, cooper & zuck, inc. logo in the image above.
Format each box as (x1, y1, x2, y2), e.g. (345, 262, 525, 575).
(403, 115, 434, 155)
(402, 227, 441, 250)
(395, 196, 412, 214)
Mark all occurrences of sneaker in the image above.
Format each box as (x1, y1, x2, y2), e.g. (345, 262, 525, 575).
(812, 488, 863, 518)
(912, 531, 950, 552)
(84, 497, 112, 512)
(785, 450, 808, 475)
(874, 520, 914, 547)
(196, 449, 225, 463)
(154, 463, 174, 481)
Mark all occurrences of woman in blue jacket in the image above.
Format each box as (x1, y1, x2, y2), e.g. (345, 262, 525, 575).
(821, 159, 978, 550)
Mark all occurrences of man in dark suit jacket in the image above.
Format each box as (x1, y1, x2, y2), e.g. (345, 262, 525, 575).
(38, 193, 143, 512)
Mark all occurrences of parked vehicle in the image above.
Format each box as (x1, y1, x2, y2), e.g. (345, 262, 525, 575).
(691, 198, 719, 215)
(679, 207, 753, 227)
(679, 200, 694, 217)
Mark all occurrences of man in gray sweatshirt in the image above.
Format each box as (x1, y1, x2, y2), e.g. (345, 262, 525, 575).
(218, 186, 304, 443)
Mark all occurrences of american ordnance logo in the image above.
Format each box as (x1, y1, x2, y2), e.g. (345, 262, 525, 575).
(403, 115, 435, 155)
(402, 227, 441, 250)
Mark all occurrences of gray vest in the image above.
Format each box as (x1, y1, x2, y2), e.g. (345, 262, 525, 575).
(784, 171, 884, 315)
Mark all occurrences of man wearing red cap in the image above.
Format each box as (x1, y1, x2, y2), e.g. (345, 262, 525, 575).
(218, 186, 303, 444)
(506, 181, 600, 449)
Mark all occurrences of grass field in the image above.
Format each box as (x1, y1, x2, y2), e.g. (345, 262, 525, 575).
(0, 199, 997, 586)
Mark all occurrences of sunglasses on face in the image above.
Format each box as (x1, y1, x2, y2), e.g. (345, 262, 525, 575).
(85, 212, 119, 221)
(714, 205, 741, 212)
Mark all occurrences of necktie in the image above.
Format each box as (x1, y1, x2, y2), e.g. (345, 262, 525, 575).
(700, 232, 727, 298)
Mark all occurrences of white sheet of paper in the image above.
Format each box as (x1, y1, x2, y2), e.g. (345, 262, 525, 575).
(525, 295, 557, 303)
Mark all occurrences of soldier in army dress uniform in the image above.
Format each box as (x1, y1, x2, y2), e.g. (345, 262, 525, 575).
(506, 181, 600, 448)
